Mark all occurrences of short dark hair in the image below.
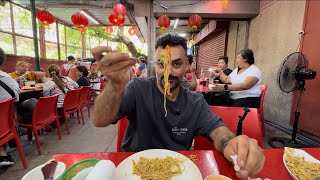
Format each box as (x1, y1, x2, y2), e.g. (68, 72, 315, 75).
(0, 48, 5, 66)
(155, 34, 187, 55)
(76, 66, 89, 77)
(67, 55, 75, 61)
(218, 56, 228, 64)
(239, 49, 255, 65)
(187, 55, 193, 65)
(138, 56, 147, 63)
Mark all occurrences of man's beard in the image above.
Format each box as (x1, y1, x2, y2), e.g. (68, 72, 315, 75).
(158, 75, 182, 91)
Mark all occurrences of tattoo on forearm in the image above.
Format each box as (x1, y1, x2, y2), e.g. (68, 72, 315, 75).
(212, 127, 236, 153)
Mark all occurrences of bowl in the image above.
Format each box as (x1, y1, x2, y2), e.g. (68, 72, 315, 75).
(60, 158, 100, 180)
(204, 175, 232, 180)
(22, 161, 65, 180)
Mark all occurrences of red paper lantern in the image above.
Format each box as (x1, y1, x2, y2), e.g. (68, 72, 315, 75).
(157, 15, 170, 31)
(105, 26, 113, 34)
(128, 27, 136, 36)
(188, 14, 202, 31)
(71, 13, 89, 32)
(36, 10, 55, 26)
(113, 3, 127, 21)
(108, 13, 125, 26)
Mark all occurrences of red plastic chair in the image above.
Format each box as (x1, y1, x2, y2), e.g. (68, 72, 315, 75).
(260, 85, 268, 136)
(117, 117, 128, 152)
(100, 81, 107, 91)
(18, 94, 61, 155)
(194, 106, 263, 151)
(59, 89, 83, 134)
(0, 98, 27, 169)
(79, 86, 91, 122)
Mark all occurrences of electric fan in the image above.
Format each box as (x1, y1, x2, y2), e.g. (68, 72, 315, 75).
(269, 52, 316, 148)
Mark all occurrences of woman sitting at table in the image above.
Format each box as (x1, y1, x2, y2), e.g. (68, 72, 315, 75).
(212, 49, 262, 108)
(75, 66, 90, 87)
(209, 56, 232, 84)
(43, 64, 79, 108)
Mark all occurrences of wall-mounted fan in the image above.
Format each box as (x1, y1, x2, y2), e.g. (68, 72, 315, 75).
(269, 52, 316, 148)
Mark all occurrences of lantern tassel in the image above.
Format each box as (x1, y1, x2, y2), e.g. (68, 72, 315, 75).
(160, 27, 167, 32)
(221, 0, 228, 8)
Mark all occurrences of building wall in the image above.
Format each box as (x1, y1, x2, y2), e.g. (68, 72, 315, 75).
(226, 0, 306, 129)
(2, 55, 64, 75)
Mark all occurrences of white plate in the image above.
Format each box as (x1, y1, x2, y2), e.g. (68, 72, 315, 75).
(22, 161, 66, 180)
(283, 147, 320, 180)
(114, 149, 202, 180)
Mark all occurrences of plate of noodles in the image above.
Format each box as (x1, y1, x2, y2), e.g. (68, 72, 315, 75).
(283, 147, 320, 180)
(114, 149, 202, 180)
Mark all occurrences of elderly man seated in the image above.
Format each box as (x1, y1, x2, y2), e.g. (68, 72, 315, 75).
(8, 61, 45, 81)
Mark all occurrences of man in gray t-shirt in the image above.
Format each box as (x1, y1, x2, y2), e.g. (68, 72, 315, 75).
(118, 77, 224, 151)
(92, 34, 265, 179)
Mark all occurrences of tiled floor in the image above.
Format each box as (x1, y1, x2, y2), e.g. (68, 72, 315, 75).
(0, 107, 314, 179)
(0, 108, 118, 179)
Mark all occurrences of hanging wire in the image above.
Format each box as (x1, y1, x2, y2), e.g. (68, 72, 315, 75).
(296, 33, 302, 52)
(155, 0, 202, 9)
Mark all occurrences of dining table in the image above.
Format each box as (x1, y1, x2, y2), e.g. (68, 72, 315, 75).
(19, 87, 43, 94)
(51, 150, 219, 179)
(49, 148, 320, 180)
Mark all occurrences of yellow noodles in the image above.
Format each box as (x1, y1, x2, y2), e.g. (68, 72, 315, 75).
(132, 156, 185, 180)
(284, 148, 320, 180)
(163, 45, 172, 117)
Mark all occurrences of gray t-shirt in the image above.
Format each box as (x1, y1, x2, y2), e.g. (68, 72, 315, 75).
(118, 77, 224, 152)
(0, 70, 20, 102)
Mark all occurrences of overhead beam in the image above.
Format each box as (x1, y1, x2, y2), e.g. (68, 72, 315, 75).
(135, 17, 148, 43)
(154, 0, 260, 19)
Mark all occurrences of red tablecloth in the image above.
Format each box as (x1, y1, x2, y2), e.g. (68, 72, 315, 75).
(51, 150, 219, 178)
(51, 148, 320, 179)
(213, 148, 320, 180)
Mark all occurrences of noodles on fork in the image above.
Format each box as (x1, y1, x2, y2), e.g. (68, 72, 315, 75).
(132, 156, 185, 180)
(163, 45, 172, 117)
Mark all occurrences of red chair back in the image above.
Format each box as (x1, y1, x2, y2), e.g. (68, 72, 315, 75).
(0, 98, 14, 138)
(63, 89, 80, 111)
(100, 82, 107, 91)
(79, 86, 91, 104)
(194, 106, 263, 150)
(260, 85, 268, 136)
(117, 117, 128, 152)
(32, 95, 59, 125)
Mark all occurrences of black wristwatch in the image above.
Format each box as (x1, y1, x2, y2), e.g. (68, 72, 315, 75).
(224, 84, 228, 90)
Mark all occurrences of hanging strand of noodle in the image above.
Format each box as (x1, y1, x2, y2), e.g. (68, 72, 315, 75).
(284, 148, 320, 180)
(132, 156, 185, 180)
(163, 45, 172, 117)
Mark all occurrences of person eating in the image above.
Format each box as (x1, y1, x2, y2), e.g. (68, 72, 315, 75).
(91, 34, 265, 179)
(211, 49, 262, 108)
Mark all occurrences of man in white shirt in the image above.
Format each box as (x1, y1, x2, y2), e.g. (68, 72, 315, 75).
(0, 48, 19, 167)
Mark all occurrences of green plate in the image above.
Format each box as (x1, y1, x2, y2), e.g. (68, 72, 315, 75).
(60, 158, 100, 180)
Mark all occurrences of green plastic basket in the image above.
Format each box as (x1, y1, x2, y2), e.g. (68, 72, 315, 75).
(60, 158, 100, 180)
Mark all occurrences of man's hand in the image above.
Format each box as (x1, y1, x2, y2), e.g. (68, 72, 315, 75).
(91, 46, 136, 89)
(223, 135, 265, 179)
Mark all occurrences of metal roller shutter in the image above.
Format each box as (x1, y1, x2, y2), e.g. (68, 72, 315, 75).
(197, 30, 227, 77)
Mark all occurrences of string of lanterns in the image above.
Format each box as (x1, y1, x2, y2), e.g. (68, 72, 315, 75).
(36, 1, 228, 34)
